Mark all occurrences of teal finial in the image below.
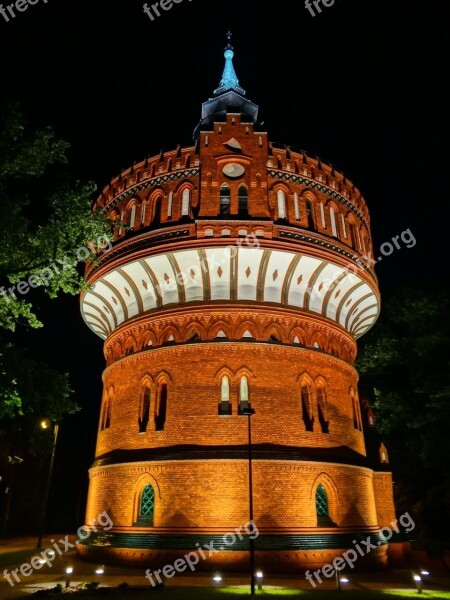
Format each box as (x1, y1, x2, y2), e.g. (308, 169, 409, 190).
(214, 30, 246, 96)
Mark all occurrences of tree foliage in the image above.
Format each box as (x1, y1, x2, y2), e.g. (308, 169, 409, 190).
(357, 285, 450, 542)
(0, 105, 111, 423)
(0, 104, 111, 332)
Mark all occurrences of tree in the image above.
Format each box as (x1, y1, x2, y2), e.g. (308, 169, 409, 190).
(0, 104, 111, 422)
(357, 285, 450, 543)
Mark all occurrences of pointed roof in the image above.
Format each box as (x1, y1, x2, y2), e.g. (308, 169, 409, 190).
(213, 30, 246, 96)
(193, 31, 259, 139)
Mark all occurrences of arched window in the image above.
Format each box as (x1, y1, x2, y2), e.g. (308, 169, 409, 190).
(316, 484, 329, 522)
(218, 376, 231, 416)
(155, 383, 167, 431)
(301, 382, 314, 432)
(181, 188, 191, 217)
(238, 186, 248, 215)
(329, 207, 338, 237)
(138, 387, 151, 433)
(167, 191, 173, 218)
(305, 198, 315, 229)
(238, 376, 249, 413)
(138, 484, 155, 525)
(100, 391, 112, 431)
(317, 384, 329, 434)
(130, 205, 137, 230)
(220, 185, 231, 215)
(277, 189, 287, 220)
(348, 221, 360, 251)
(152, 195, 162, 226)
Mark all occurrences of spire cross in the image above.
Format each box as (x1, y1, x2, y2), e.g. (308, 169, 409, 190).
(226, 29, 233, 49)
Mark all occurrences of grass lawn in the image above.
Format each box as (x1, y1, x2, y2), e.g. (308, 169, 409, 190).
(22, 586, 450, 599)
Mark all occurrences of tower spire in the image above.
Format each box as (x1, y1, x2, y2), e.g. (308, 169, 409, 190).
(214, 30, 246, 96)
(193, 31, 259, 139)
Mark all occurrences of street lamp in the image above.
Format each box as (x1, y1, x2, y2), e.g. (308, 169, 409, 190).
(36, 419, 59, 549)
(242, 406, 256, 596)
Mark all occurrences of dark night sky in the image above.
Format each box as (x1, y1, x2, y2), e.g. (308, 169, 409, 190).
(1, 0, 449, 528)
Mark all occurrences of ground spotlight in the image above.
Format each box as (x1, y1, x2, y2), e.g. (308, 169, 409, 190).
(256, 570, 263, 590)
(65, 566, 73, 589)
(413, 574, 423, 594)
(95, 566, 105, 575)
(212, 574, 222, 584)
(420, 570, 430, 576)
(340, 577, 350, 584)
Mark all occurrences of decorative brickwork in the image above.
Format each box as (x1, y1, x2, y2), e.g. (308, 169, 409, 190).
(78, 43, 396, 572)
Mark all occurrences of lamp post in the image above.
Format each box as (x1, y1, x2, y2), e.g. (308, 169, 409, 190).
(37, 419, 59, 549)
(242, 406, 256, 596)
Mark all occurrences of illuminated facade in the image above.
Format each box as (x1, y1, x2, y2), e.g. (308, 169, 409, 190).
(77, 38, 397, 571)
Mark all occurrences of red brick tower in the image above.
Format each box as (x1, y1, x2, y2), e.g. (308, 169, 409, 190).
(78, 35, 397, 572)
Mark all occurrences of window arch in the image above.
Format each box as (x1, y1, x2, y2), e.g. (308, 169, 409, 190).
(100, 389, 112, 431)
(137, 484, 155, 525)
(304, 196, 315, 229)
(219, 376, 232, 416)
(181, 188, 191, 217)
(277, 189, 287, 220)
(347, 215, 360, 251)
(155, 383, 168, 431)
(238, 375, 249, 414)
(315, 484, 330, 526)
(220, 185, 231, 215)
(152, 195, 162, 226)
(138, 386, 151, 433)
(316, 484, 328, 516)
(300, 378, 314, 431)
(329, 206, 338, 238)
(129, 204, 137, 230)
(238, 185, 248, 215)
(316, 381, 329, 434)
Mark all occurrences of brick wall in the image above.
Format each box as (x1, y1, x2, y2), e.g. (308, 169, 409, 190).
(95, 341, 365, 457)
